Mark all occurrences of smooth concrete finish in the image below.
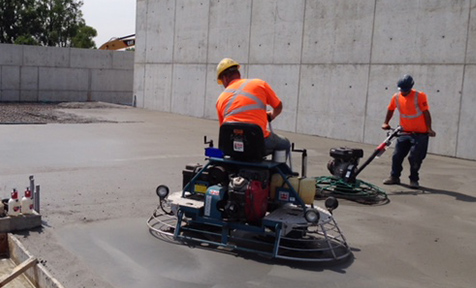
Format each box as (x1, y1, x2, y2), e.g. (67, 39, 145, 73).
(135, 0, 476, 160)
(1, 107, 475, 288)
(0, 44, 134, 105)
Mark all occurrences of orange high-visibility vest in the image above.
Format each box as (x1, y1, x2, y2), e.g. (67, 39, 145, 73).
(216, 78, 282, 138)
(388, 90, 430, 133)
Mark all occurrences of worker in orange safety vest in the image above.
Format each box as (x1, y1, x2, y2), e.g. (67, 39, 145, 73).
(382, 74, 436, 189)
(215, 58, 290, 155)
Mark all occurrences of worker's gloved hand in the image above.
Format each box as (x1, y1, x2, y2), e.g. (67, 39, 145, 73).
(381, 123, 391, 130)
(267, 111, 273, 122)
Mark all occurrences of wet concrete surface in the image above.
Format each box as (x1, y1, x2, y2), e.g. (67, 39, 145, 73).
(1, 106, 476, 288)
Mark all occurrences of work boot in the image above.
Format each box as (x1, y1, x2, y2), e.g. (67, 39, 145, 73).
(383, 176, 400, 185)
(409, 180, 420, 189)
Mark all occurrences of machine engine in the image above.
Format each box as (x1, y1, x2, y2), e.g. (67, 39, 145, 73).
(224, 169, 269, 223)
(327, 147, 364, 183)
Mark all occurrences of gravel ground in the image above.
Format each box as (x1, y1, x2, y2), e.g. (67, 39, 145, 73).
(0, 102, 129, 124)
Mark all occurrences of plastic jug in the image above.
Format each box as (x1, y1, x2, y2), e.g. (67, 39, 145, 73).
(8, 189, 21, 216)
(298, 177, 316, 205)
(21, 187, 34, 214)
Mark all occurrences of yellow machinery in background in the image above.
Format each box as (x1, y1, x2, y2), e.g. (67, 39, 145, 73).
(99, 34, 135, 50)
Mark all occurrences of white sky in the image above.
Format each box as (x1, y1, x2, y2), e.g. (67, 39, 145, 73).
(81, 0, 136, 48)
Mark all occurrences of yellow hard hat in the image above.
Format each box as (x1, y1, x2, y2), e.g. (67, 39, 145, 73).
(216, 58, 240, 84)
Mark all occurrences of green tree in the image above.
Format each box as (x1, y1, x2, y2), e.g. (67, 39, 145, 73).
(0, 0, 42, 43)
(0, 0, 97, 48)
(71, 24, 97, 48)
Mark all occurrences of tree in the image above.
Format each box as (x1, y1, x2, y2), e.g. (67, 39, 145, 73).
(71, 24, 97, 48)
(0, 0, 42, 44)
(0, 0, 97, 48)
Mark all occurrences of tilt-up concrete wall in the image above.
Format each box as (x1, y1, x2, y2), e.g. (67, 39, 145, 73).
(0, 44, 134, 105)
(134, 0, 476, 161)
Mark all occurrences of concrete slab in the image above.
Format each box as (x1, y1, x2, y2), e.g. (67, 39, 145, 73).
(0, 106, 475, 288)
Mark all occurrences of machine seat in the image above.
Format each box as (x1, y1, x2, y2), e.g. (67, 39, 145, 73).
(218, 122, 267, 162)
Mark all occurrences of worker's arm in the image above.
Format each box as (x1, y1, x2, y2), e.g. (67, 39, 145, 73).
(267, 102, 282, 121)
(423, 110, 436, 137)
(382, 109, 394, 130)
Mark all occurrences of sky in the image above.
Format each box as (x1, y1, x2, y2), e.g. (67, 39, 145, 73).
(81, 0, 137, 48)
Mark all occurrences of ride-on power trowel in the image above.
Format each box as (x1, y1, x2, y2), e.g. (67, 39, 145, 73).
(147, 122, 351, 262)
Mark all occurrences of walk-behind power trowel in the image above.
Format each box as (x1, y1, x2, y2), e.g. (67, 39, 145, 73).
(147, 122, 351, 262)
(315, 126, 404, 204)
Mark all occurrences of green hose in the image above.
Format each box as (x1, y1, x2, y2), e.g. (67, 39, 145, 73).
(314, 176, 389, 205)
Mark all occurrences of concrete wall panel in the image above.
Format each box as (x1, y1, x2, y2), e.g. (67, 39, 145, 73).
(144, 0, 175, 63)
(20, 90, 38, 102)
(1, 90, 20, 101)
(38, 91, 88, 102)
(297, 64, 368, 142)
(91, 69, 133, 91)
(457, 64, 476, 159)
(39, 68, 88, 91)
(144, 64, 173, 111)
(302, 0, 374, 64)
(171, 64, 206, 117)
(91, 92, 132, 105)
(113, 51, 135, 69)
(0, 44, 22, 65)
(372, 0, 469, 64)
(249, 0, 305, 64)
(204, 64, 221, 120)
(2, 66, 20, 89)
(207, 0, 252, 64)
(23, 46, 69, 67)
(70, 49, 112, 69)
(20, 67, 38, 90)
(173, 0, 209, 63)
(133, 63, 146, 107)
(1, 44, 133, 105)
(134, 0, 148, 64)
(466, 3, 476, 63)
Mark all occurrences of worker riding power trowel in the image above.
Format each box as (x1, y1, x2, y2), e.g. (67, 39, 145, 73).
(147, 122, 351, 262)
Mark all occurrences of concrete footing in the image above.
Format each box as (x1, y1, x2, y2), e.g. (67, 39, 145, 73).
(0, 211, 42, 233)
(0, 233, 64, 288)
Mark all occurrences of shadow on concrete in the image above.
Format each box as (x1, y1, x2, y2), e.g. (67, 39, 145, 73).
(13, 224, 45, 238)
(148, 225, 354, 273)
(182, 240, 355, 273)
(390, 185, 476, 202)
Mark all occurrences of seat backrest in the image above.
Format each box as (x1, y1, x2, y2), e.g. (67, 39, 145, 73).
(219, 122, 265, 162)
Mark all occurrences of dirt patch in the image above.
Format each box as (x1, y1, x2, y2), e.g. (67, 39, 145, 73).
(0, 102, 129, 124)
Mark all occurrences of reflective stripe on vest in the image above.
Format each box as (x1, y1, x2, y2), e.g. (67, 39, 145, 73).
(397, 92, 422, 119)
(223, 79, 266, 118)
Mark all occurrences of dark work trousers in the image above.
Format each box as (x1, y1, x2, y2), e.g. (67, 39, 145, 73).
(390, 133, 429, 181)
(264, 132, 291, 154)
